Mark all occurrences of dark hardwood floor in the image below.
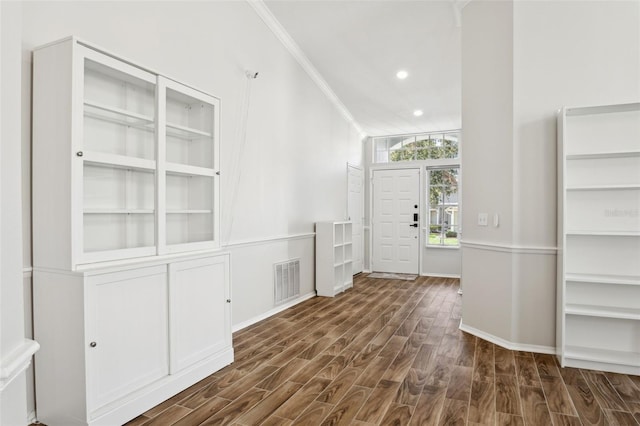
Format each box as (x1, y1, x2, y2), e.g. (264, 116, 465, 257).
(125, 275, 640, 425)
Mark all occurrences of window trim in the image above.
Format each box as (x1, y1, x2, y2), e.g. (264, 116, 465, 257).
(426, 165, 461, 248)
(372, 129, 461, 164)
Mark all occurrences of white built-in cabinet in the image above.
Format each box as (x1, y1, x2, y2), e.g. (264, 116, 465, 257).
(33, 37, 219, 268)
(557, 102, 640, 376)
(316, 221, 353, 297)
(32, 37, 233, 426)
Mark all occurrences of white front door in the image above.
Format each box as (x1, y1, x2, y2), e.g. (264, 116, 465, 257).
(347, 164, 364, 274)
(372, 168, 420, 274)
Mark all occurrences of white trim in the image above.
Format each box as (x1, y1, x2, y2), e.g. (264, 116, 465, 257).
(28, 411, 37, 425)
(420, 273, 461, 279)
(23, 266, 33, 277)
(36, 250, 230, 275)
(232, 291, 316, 333)
(460, 239, 557, 255)
(459, 322, 556, 355)
(224, 232, 315, 250)
(246, 0, 365, 138)
(0, 339, 40, 391)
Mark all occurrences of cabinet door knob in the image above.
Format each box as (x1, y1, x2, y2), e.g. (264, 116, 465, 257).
(76, 151, 84, 157)
(89, 341, 97, 348)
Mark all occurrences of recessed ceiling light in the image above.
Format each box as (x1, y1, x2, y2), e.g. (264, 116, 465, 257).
(413, 109, 423, 117)
(396, 70, 408, 80)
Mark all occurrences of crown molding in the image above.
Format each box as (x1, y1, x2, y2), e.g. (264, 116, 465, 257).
(247, 0, 366, 138)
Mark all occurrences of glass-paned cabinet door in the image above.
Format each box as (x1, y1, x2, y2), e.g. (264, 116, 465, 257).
(160, 78, 219, 253)
(78, 46, 157, 263)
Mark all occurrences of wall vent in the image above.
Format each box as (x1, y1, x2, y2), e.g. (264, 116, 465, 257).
(274, 259, 300, 306)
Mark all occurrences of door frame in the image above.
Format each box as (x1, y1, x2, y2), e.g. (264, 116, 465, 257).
(347, 163, 364, 274)
(369, 165, 423, 274)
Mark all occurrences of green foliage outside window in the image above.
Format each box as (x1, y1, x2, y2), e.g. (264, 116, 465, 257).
(389, 136, 459, 163)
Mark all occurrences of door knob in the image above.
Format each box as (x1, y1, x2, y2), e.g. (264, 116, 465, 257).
(409, 223, 418, 228)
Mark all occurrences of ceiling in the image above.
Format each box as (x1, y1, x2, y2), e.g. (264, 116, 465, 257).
(264, 0, 462, 138)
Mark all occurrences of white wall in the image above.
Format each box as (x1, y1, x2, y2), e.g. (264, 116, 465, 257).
(20, 0, 361, 323)
(18, 0, 362, 420)
(460, 0, 515, 344)
(461, 0, 640, 351)
(1, 2, 34, 424)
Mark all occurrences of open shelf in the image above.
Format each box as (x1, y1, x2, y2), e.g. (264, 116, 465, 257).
(316, 221, 353, 297)
(566, 231, 640, 237)
(565, 304, 640, 320)
(565, 273, 640, 286)
(566, 184, 640, 191)
(564, 346, 640, 368)
(566, 150, 640, 160)
(558, 103, 640, 375)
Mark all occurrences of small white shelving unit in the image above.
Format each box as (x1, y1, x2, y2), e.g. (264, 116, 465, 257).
(557, 102, 640, 375)
(316, 221, 353, 297)
(32, 37, 232, 426)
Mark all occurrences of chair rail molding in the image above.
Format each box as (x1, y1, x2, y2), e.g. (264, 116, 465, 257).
(460, 239, 557, 255)
(0, 339, 40, 391)
(223, 232, 315, 250)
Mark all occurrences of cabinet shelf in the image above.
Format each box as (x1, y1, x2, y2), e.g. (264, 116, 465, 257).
(166, 122, 212, 139)
(84, 209, 154, 214)
(166, 210, 213, 214)
(83, 151, 156, 172)
(165, 162, 215, 177)
(565, 304, 640, 320)
(85, 100, 154, 127)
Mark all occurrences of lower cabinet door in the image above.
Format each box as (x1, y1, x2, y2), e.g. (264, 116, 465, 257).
(169, 255, 231, 373)
(86, 266, 169, 412)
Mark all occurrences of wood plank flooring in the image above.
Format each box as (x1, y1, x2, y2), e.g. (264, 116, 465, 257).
(126, 275, 640, 426)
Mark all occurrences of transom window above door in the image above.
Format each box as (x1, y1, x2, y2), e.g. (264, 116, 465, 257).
(374, 131, 460, 163)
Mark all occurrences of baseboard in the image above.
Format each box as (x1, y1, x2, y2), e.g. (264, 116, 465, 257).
(420, 273, 461, 279)
(28, 410, 37, 424)
(459, 321, 556, 355)
(563, 357, 640, 376)
(232, 291, 316, 333)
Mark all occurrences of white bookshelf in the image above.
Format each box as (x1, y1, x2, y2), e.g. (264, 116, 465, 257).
(557, 102, 640, 375)
(316, 221, 353, 297)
